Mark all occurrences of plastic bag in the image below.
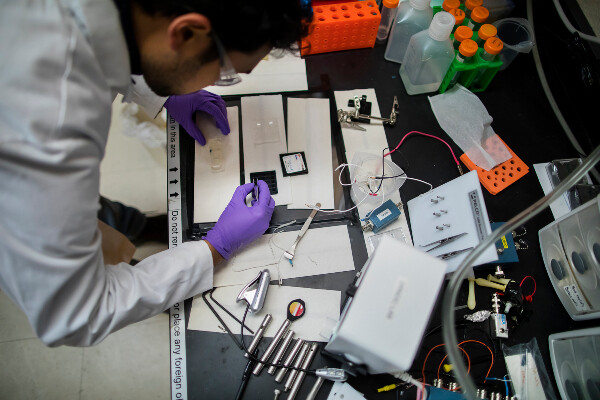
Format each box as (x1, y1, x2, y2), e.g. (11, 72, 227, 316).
(120, 102, 167, 148)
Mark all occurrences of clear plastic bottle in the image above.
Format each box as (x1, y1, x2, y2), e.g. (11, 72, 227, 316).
(376, 0, 400, 43)
(384, 0, 432, 63)
(399, 11, 456, 95)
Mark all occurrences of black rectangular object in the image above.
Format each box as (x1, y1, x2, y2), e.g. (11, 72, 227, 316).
(249, 171, 278, 195)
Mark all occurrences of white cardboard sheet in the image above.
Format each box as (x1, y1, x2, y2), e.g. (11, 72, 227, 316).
(214, 225, 355, 287)
(188, 285, 341, 342)
(286, 97, 335, 210)
(206, 52, 307, 96)
(241, 95, 292, 205)
(193, 107, 240, 223)
(333, 89, 413, 252)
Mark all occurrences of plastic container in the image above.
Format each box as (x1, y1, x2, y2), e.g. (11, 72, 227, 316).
(400, 11, 456, 95)
(377, 0, 400, 43)
(475, 23, 497, 46)
(384, 0, 432, 63)
(482, 0, 515, 23)
(464, 0, 482, 18)
(449, 8, 465, 33)
(449, 39, 478, 85)
(453, 25, 473, 50)
(493, 17, 534, 70)
(467, 6, 489, 31)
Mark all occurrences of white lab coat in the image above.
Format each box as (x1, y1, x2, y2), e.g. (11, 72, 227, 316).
(0, 0, 214, 346)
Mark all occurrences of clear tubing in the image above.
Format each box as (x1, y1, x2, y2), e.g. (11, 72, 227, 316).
(441, 144, 600, 399)
(377, 6, 399, 42)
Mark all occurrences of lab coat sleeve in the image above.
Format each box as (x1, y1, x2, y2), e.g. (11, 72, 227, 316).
(122, 75, 168, 118)
(0, 1, 214, 347)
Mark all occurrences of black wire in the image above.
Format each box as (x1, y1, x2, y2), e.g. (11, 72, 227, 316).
(369, 147, 388, 195)
(239, 305, 316, 374)
(201, 291, 243, 350)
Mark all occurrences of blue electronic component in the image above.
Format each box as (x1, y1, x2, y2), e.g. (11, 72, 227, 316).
(427, 387, 466, 400)
(364, 200, 402, 233)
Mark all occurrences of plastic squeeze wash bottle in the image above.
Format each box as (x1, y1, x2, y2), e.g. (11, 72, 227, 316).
(384, 0, 432, 63)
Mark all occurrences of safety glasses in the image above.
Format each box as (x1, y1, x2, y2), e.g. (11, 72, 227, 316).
(212, 32, 242, 86)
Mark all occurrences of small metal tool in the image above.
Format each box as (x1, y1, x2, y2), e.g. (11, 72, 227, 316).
(287, 343, 319, 399)
(274, 338, 304, 383)
(244, 314, 272, 358)
(284, 343, 310, 392)
(267, 330, 295, 375)
(337, 95, 399, 130)
(437, 247, 473, 260)
(420, 232, 468, 252)
(236, 269, 270, 313)
(283, 204, 320, 265)
(253, 319, 291, 375)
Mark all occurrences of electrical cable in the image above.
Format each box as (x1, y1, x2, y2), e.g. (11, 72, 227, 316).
(520, 275, 537, 302)
(385, 131, 460, 167)
(551, 0, 600, 45)
(441, 144, 600, 399)
(527, 0, 600, 182)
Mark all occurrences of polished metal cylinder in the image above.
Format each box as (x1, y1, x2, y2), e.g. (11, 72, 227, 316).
(286, 343, 318, 399)
(244, 314, 272, 358)
(253, 319, 291, 375)
(284, 343, 311, 392)
(274, 338, 304, 383)
(267, 330, 294, 375)
(305, 376, 324, 400)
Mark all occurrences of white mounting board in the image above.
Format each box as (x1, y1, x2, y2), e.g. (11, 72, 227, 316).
(241, 95, 292, 205)
(333, 89, 413, 252)
(407, 171, 498, 273)
(193, 107, 240, 223)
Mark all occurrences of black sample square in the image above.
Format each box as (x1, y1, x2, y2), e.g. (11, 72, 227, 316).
(249, 171, 278, 195)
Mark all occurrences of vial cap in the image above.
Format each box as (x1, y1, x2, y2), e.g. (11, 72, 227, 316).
(442, 0, 460, 12)
(478, 24, 497, 41)
(484, 37, 504, 54)
(454, 26, 474, 42)
(471, 6, 489, 23)
(465, 0, 483, 11)
(409, 0, 431, 11)
(383, 0, 400, 8)
(428, 11, 455, 41)
(459, 39, 478, 57)
(450, 8, 465, 25)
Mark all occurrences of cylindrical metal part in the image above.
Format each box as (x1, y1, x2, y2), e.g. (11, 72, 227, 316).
(283, 343, 310, 390)
(274, 338, 304, 383)
(287, 343, 318, 399)
(253, 319, 291, 375)
(267, 330, 295, 375)
(305, 377, 324, 400)
(244, 314, 272, 358)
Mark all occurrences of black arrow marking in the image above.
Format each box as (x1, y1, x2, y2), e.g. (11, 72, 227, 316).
(170, 192, 179, 198)
(170, 179, 179, 184)
(169, 167, 178, 172)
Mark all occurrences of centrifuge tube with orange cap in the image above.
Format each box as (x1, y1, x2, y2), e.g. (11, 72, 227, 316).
(464, 0, 482, 18)
(377, 0, 400, 43)
(453, 25, 473, 50)
(442, 0, 460, 12)
(449, 39, 478, 85)
(449, 8, 465, 33)
(481, 36, 503, 61)
(467, 6, 489, 31)
(476, 24, 497, 47)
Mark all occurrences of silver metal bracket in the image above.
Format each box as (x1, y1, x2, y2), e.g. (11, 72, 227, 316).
(337, 95, 399, 131)
(236, 269, 270, 313)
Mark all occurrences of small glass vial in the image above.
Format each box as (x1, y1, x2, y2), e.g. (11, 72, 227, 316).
(476, 24, 497, 47)
(453, 25, 473, 50)
(449, 8, 465, 33)
(442, 0, 460, 12)
(467, 6, 489, 31)
(464, 0, 482, 19)
(449, 39, 478, 85)
(377, 0, 400, 43)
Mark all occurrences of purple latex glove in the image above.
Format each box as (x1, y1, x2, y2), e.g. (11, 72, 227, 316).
(203, 180, 275, 260)
(164, 90, 230, 146)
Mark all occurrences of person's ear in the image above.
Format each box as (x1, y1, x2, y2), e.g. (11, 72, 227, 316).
(167, 13, 212, 51)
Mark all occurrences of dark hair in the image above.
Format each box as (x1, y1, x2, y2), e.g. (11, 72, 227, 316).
(133, 0, 312, 54)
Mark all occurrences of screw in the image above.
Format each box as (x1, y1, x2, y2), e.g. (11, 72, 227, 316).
(274, 389, 281, 400)
(433, 212, 441, 217)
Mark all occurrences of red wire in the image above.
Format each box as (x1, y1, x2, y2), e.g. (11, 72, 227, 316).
(422, 340, 494, 386)
(520, 275, 537, 302)
(384, 130, 460, 166)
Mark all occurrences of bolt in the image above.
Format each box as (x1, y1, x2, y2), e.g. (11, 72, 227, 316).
(274, 389, 281, 400)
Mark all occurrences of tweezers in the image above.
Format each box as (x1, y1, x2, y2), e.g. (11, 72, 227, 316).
(420, 232, 468, 252)
(437, 247, 474, 260)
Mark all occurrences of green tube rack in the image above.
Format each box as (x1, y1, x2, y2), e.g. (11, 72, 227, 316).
(438, 47, 503, 93)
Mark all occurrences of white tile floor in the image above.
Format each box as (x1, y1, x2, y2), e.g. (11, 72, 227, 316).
(0, 98, 170, 399)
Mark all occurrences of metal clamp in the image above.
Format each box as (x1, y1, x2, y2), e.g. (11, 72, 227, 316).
(236, 269, 270, 313)
(337, 95, 399, 131)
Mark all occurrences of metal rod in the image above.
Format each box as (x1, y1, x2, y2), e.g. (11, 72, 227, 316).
(274, 339, 304, 383)
(287, 343, 318, 399)
(201, 291, 242, 349)
(284, 343, 310, 392)
(305, 377, 325, 400)
(209, 288, 254, 334)
(245, 314, 272, 358)
(267, 330, 294, 375)
(253, 320, 291, 375)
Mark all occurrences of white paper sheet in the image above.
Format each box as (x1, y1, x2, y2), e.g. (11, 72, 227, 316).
(206, 51, 307, 96)
(193, 107, 240, 223)
(214, 225, 355, 287)
(188, 285, 341, 342)
(333, 89, 413, 252)
(286, 97, 335, 210)
(241, 95, 292, 205)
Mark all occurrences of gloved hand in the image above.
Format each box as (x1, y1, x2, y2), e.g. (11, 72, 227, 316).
(203, 180, 275, 260)
(164, 90, 229, 146)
